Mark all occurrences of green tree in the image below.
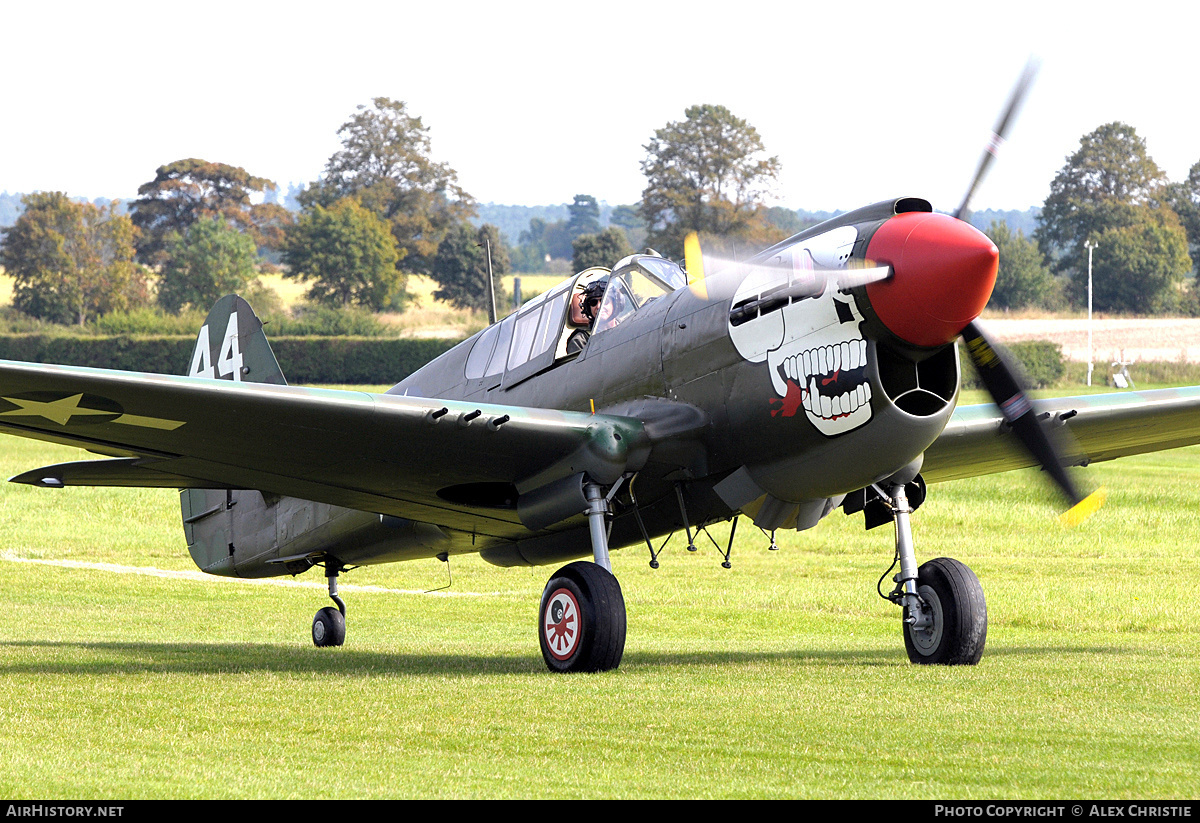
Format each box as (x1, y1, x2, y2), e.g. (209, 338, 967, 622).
(609, 203, 647, 249)
(1166, 159, 1200, 276)
(1034, 122, 1197, 313)
(986, 220, 1058, 310)
(303, 98, 475, 275)
(1073, 208, 1193, 313)
(516, 216, 572, 263)
(640, 104, 782, 257)
(1036, 123, 1169, 272)
(572, 227, 633, 272)
(0, 192, 147, 325)
(566, 194, 601, 238)
(131, 158, 290, 264)
(157, 216, 259, 312)
(430, 222, 509, 313)
(282, 199, 402, 310)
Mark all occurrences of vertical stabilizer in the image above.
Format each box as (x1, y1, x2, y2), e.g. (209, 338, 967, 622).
(186, 294, 286, 385)
(182, 295, 285, 576)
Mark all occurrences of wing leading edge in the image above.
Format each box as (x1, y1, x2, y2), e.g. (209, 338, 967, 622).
(923, 386, 1200, 483)
(0, 359, 652, 539)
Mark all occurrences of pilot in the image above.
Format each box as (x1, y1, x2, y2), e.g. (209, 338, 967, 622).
(593, 280, 629, 332)
(566, 277, 609, 353)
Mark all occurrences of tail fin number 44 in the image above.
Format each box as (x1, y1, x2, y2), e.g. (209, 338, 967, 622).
(189, 314, 244, 381)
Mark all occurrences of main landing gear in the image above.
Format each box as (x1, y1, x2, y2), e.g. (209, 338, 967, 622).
(538, 481, 627, 673)
(882, 482, 987, 665)
(312, 564, 347, 648)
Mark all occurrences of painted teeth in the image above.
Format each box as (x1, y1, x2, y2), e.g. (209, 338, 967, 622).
(803, 378, 872, 419)
(781, 340, 871, 420)
(782, 341, 867, 384)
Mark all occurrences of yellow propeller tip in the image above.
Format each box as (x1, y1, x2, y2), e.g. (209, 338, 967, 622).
(683, 232, 704, 284)
(1059, 487, 1106, 528)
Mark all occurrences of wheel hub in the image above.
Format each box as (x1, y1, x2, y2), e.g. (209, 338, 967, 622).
(907, 585, 944, 655)
(542, 587, 581, 661)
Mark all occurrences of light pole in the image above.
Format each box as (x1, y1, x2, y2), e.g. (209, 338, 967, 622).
(1084, 239, 1097, 386)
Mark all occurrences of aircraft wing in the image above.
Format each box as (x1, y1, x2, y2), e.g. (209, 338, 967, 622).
(0, 359, 654, 538)
(922, 386, 1200, 483)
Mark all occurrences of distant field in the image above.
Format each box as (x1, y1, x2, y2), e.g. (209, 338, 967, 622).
(0, 270, 565, 339)
(0, 385, 1196, 798)
(987, 317, 1200, 364)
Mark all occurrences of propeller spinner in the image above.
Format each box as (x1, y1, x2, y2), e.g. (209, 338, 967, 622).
(869, 56, 1104, 525)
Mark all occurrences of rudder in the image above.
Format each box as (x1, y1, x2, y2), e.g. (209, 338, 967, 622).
(186, 294, 286, 385)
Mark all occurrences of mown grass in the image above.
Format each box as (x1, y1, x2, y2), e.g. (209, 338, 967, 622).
(0, 391, 1197, 798)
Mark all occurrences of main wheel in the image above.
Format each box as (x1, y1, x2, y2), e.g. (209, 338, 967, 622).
(312, 606, 346, 647)
(539, 561, 626, 673)
(903, 557, 987, 665)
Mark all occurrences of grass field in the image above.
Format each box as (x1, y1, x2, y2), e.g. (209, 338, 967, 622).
(0, 386, 1198, 799)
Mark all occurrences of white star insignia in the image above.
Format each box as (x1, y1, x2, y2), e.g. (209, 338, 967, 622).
(0, 394, 184, 430)
(0, 394, 113, 426)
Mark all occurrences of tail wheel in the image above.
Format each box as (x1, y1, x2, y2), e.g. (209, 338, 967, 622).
(903, 557, 987, 665)
(539, 561, 626, 673)
(312, 606, 346, 647)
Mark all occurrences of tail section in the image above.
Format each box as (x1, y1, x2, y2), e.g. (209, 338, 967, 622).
(187, 294, 286, 385)
(182, 295, 285, 577)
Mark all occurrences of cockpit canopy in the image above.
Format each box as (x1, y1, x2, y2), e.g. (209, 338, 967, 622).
(593, 253, 686, 333)
(461, 252, 687, 389)
(612, 253, 688, 291)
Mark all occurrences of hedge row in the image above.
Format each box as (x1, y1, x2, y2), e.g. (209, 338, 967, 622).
(0, 333, 1067, 390)
(959, 339, 1066, 390)
(0, 335, 463, 385)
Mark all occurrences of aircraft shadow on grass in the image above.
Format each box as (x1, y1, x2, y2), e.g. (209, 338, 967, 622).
(0, 641, 1141, 677)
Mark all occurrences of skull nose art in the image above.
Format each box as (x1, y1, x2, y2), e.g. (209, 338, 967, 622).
(864, 213, 998, 348)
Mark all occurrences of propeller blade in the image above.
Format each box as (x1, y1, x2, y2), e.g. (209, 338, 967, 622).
(725, 259, 891, 325)
(686, 231, 891, 323)
(684, 232, 705, 284)
(961, 321, 1105, 525)
(833, 263, 894, 291)
(953, 57, 1040, 222)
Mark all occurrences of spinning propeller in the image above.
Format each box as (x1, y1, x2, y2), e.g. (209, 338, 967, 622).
(872, 57, 1104, 525)
(960, 320, 1105, 526)
(953, 58, 1104, 525)
(686, 58, 1104, 525)
(684, 231, 893, 319)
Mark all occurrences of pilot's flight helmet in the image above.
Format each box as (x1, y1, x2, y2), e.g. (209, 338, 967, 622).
(581, 277, 609, 321)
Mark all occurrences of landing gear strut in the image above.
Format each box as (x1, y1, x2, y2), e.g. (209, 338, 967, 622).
(538, 481, 627, 673)
(883, 482, 987, 665)
(312, 566, 347, 647)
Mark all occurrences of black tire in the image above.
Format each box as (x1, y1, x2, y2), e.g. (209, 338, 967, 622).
(903, 557, 987, 665)
(312, 606, 346, 647)
(538, 561, 626, 673)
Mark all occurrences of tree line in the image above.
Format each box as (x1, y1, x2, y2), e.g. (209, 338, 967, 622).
(2, 100, 1197, 328)
(987, 122, 1199, 314)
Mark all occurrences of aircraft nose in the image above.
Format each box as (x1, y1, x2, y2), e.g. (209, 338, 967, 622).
(864, 212, 998, 348)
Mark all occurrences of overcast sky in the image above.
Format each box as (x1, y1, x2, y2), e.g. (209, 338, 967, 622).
(2, 1, 1195, 213)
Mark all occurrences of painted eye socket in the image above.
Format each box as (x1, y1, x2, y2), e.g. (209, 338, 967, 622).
(833, 293, 858, 324)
